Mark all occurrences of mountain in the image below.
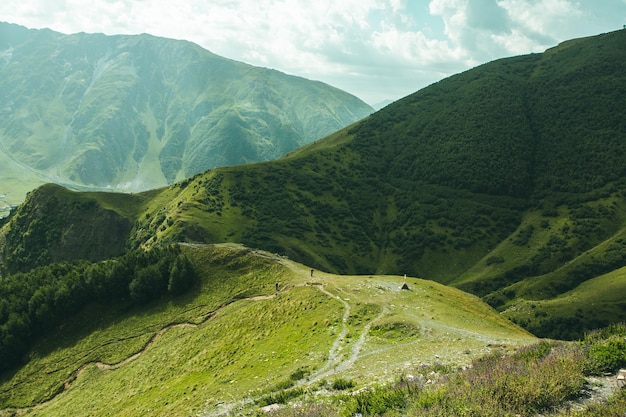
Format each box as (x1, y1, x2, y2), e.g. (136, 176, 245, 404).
(0, 22, 373, 202)
(2, 30, 626, 341)
(371, 99, 394, 110)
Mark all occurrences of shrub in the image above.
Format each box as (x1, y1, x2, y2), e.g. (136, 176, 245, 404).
(485, 255, 505, 265)
(341, 387, 405, 417)
(406, 343, 585, 416)
(290, 367, 311, 382)
(515, 340, 554, 362)
(331, 378, 355, 391)
(265, 403, 340, 417)
(581, 323, 626, 375)
(167, 255, 196, 295)
(257, 387, 304, 407)
(570, 387, 626, 417)
(583, 337, 626, 375)
(129, 264, 165, 303)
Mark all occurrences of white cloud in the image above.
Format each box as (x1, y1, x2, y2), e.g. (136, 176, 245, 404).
(371, 26, 463, 67)
(1, 0, 625, 104)
(498, 0, 584, 41)
(426, 0, 622, 61)
(429, 0, 515, 62)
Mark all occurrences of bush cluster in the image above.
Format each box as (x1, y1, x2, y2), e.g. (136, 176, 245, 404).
(1, 189, 132, 275)
(581, 323, 626, 374)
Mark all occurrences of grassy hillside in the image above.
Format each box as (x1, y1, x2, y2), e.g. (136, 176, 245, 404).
(0, 184, 144, 274)
(503, 265, 626, 340)
(0, 22, 372, 201)
(2, 30, 626, 340)
(0, 244, 536, 416)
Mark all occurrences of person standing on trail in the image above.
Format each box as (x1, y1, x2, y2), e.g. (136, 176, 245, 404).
(310, 268, 314, 277)
(276, 282, 280, 293)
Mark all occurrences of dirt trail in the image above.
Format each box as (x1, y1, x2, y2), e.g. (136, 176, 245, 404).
(305, 285, 352, 384)
(203, 247, 393, 416)
(343, 308, 387, 370)
(8, 289, 280, 416)
(68, 294, 279, 385)
(304, 285, 387, 385)
(208, 280, 388, 417)
(7, 245, 287, 415)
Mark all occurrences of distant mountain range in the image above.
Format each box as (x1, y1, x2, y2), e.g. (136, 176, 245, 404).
(2, 29, 626, 342)
(0, 22, 372, 201)
(371, 99, 395, 110)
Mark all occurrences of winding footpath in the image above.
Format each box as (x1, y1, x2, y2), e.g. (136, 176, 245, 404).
(6, 291, 280, 416)
(207, 282, 387, 417)
(303, 286, 386, 385)
(304, 285, 352, 384)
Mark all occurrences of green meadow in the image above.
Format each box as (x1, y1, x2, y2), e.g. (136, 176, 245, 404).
(0, 244, 536, 416)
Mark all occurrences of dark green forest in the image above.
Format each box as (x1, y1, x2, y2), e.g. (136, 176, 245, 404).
(0, 245, 195, 372)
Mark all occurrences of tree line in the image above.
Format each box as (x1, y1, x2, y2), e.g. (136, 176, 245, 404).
(0, 245, 196, 372)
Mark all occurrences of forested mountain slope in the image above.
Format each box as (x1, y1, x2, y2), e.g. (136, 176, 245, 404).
(0, 22, 372, 201)
(2, 30, 626, 339)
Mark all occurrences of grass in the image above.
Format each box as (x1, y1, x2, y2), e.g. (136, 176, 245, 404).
(503, 264, 626, 339)
(331, 378, 355, 390)
(0, 244, 536, 416)
(265, 329, 626, 417)
(0, 147, 55, 211)
(1, 24, 372, 204)
(45, 287, 334, 416)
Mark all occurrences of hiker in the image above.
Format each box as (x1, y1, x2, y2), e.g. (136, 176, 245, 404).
(310, 268, 314, 277)
(276, 282, 279, 292)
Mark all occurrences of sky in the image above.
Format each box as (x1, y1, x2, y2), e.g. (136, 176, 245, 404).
(1, 0, 625, 105)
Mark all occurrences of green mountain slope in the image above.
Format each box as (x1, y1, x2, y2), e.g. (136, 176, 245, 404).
(0, 244, 535, 416)
(2, 30, 626, 339)
(0, 184, 145, 273)
(0, 22, 372, 202)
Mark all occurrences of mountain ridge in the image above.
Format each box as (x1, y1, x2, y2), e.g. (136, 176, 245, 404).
(0, 22, 372, 201)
